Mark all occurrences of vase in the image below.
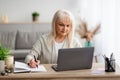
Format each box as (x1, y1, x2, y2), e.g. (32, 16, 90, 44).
(32, 16, 39, 22)
(84, 41, 93, 47)
(0, 60, 5, 72)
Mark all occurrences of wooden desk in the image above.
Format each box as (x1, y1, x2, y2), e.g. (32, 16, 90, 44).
(0, 63, 120, 80)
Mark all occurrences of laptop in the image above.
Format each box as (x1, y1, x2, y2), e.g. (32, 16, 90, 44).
(52, 47, 94, 71)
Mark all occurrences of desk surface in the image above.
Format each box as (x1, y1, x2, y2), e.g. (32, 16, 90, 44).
(1, 63, 120, 80)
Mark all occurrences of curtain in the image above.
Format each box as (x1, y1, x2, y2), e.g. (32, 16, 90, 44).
(76, 0, 119, 63)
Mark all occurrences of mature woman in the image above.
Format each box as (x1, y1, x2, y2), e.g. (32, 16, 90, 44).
(25, 9, 82, 68)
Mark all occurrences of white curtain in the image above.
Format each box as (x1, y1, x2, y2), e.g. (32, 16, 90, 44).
(76, 0, 120, 64)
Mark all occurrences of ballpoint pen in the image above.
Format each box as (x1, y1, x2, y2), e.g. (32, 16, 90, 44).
(110, 53, 113, 62)
(102, 54, 106, 59)
(34, 55, 38, 68)
(110, 53, 115, 71)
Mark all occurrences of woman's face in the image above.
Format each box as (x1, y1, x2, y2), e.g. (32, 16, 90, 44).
(55, 17, 72, 37)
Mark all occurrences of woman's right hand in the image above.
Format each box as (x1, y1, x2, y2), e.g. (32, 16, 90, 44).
(29, 59, 40, 68)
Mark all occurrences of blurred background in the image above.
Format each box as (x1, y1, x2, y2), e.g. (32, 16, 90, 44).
(0, 0, 120, 65)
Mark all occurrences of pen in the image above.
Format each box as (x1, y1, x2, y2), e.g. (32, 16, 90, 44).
(102, 54, 106, 59)
(34, 55, 38, 68)
(110, 53, 113, 62)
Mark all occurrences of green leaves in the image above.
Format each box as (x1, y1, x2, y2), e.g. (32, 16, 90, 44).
(0, 45, 10, 60)
(32, 12, 40, 16)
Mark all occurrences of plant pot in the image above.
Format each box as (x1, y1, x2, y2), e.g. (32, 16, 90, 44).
(32, 16, 39, 22)
(0, 60, 5, 72)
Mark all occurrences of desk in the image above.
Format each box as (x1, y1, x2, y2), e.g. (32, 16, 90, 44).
(0, 63, 120, 80)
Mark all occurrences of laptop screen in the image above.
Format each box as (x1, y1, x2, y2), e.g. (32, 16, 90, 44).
(53, 47, 94, 71)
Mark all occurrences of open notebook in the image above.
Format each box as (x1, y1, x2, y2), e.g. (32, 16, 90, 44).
(14, 61, 47, 73)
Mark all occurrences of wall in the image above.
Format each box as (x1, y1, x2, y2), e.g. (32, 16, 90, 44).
(0, 0, 78, 23)
(115, 0, 120, 66)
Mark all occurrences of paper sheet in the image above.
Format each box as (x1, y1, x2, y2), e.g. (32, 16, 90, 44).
(91, 68, 105, 75)
(14, 61, 47, 73)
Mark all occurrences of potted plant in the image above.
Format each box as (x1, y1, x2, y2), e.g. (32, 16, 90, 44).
(32, 11, 40, 22)
(0, 44, 10, 72)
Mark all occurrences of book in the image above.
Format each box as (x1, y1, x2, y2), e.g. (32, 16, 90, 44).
(14, 61, 47, 73)
(14, 67, 31, 73)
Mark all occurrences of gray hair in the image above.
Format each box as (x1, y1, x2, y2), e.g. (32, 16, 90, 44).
(51, 9, 75, 48)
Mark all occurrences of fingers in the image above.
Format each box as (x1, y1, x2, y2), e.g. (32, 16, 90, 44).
(29, 59, 40, 68)
(36, 60, 40, 65)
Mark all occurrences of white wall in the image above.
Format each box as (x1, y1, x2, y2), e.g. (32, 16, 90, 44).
(101, 0, 115, 56)
(115, 0, 120, 66)
(0, 0, 79, 22)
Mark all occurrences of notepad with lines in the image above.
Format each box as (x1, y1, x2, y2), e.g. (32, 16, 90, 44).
(14, 61, 47, 73)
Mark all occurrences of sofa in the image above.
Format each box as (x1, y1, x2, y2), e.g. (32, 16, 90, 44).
(0, 31, 48, 62)
(0, 23, 51, 62)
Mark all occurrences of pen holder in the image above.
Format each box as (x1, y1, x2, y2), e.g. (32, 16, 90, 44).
(105, 58, 115, 72)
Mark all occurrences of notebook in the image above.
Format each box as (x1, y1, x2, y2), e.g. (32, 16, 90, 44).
(14, 61, 47, 73)
(52, 47, 94, 71)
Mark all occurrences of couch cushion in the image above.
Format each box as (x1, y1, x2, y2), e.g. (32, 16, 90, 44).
(15, 31, 42, 49)
(10, 49, 30, 62)
(0, 31, 17, 49)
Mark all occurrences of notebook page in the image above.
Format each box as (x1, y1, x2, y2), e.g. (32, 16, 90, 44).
(30, 65, 47, 72)
(15, 61, 47, 72)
